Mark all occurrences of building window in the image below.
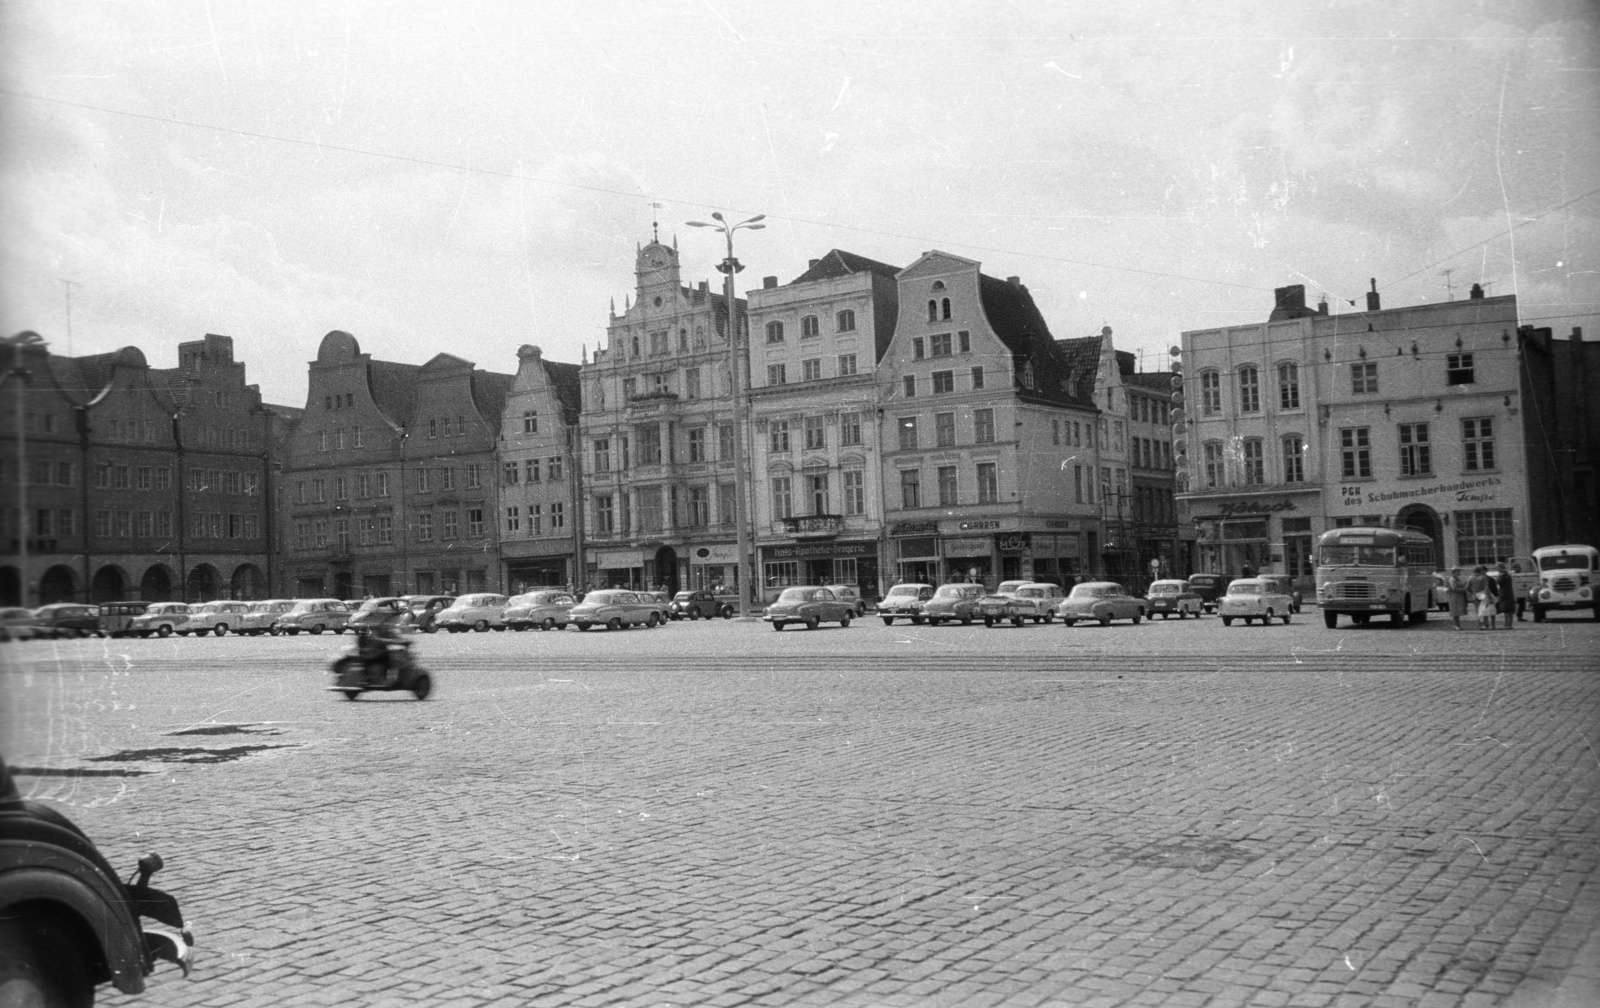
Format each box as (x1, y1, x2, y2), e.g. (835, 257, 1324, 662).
(1200, 370, 1221, 414)
(935, 412, 956, 447)
(771, 476, 793, 519)
(837, 354, 857, 376)
(1278, 362, 1301, 410)
(1351, 362, 1379, 394)
(900, 469, 921, 509)
(912, 337, 925, 360)
(467, 509, 484, 537)
(503, 462, 520, 485)
(1340, 427, 1372, 478)
(1399, 423, 1432, 477)
(1455, 509, 1513, 566)
(688, 427, 707, 463)
(1238, 366, 1260, 413)
(376, 473, 389, 497)
(684, 367, 701, 399)
(843, 470, 865, 515)
(595, 496, 613, 533)
(441, 467, 455, 491)
(524, 458, 541, 483)
(522, 410, 538, 433)
(806, 473, 829, 514)
(1281, 435, 1305, 483)
(637, 423, 662, 465)
(926, 300, 938, 323)
(800, 315, 820, 338)
(548, 455, 563, 480)
(550, 502, 565, 530)
(594, 439, 611, 473)
(333, 476, 348, 500)
(830, 309, 855, 333)
(769, 420, 791, 454)
(506, 506, 520, 533)
(688, 486, 710, 527)
(898, 416, 918, 451)
(802, 358, 823, 382)
(976, 462, 998, 504)
(840, 412, 862, 446)
(932, 370, 954, 394)
(442, 511, 459, 539)
(1462, 417, 1495, 471)
(903, 375, 916, 398)
(527, 504, 542, 536)
(766, 321, 785, 344)
(941, 297, 951, 320)
(417, 512, 434, 541)
(971, 366, 984, 390)
(804, 415, 825, 451)
(1447, 353, 1475, 385)
(937, 465, 958, 506)
(623, 377, 637, 399)
(930, 332, 952, 357)
(974, 408, 995, 444)
(1203, 441, 1223, 489)
(768, 364, 787, 386)
(1242, 438, 1264, 484)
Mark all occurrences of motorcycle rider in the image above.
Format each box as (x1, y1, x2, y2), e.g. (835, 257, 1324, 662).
(354, 610, 407, 685)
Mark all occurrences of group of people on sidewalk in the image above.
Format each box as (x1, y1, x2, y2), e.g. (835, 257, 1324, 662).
(1444, 562, 1520, 630)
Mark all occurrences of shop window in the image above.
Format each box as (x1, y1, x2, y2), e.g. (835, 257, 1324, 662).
(1455, 509, 1513, 566)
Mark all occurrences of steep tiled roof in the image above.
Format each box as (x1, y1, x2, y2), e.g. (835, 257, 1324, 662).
(1052, 335, 1102, 403)
(976, 275, 1094, 409)
(73, 351, 123, 398)
(1127, 371, 1174, 394)
(367, 360, 421, 428)
(790, 249, 901, 285)
(471, 370, 516, 427)
(542, 360, 582, 422)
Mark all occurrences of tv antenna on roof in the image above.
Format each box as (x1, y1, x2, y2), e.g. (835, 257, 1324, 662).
(1438, 268, 1456, 300)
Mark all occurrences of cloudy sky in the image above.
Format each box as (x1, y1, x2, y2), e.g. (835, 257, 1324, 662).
(3, 0, 1596, 406)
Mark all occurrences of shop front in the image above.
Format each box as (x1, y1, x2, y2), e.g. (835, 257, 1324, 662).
(889, 517, 1094, 589)
(760, 535, 879, 601)
(1186, 489, 1322, 582)
(1327, 474, 1527, 570)
(588, 547, 644, 591)
(505, 543, 574, 594)
(685, 541, 741, 594)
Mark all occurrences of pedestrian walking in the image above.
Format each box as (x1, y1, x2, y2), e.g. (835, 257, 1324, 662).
(1465, 565, 1496, 630)
(1445, 567, 1470, 630)
(1493, 562, 1517, 629)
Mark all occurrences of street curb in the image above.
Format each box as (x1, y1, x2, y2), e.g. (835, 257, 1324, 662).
(1504, 870, 1600, 1007)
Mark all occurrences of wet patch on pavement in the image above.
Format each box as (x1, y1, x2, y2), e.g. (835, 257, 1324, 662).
(167, 722, 285, 737)
(8, 765, 152, 777)
(87, 744, 298, 764)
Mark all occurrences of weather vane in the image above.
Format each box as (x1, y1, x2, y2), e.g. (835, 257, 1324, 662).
(650, 201, 664, 242)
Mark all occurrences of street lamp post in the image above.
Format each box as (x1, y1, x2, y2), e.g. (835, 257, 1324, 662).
(686, 212, 764, 619)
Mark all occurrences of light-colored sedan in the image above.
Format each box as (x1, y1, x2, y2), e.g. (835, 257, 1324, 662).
(504, 590, 577, 631)
(128, 602, 197, 637)
(1008, 583, 1068, 624)
(1145, 580, 1204, 620)
(921, 584, 987, 625)
(1218, 578, 1295, 626)
(977, 581, 1030, 626)
(434, 593, 511, 632)
(347, 597, 409, 633)
(763, 586, 855, 630)
(878, 583, 934, 625)
(271, 599, 352, 635)
(1054, 582, 1147, 626)
(236, 599, 295, 635)
(568, 590, 665, 631)
(190, 600, 251, 636)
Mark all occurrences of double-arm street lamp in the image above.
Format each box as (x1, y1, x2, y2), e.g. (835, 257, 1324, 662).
(686, 212, 763, 618)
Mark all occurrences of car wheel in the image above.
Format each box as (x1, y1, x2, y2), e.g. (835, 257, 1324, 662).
(983, 615, 994, 627)
(1323, 610, 1338, 628)
(1132, 610, 1142, 624)
(474, 620, 489, 632)
(310, 624, 326, 635)
(1282, 611, 1292, 625)
(647, 613, 661, 628)
(215, 623, 228, 636)
(1222, 617, 1234, 626)
(720, 607, 734, 619)
(1042, 613, 1054, 624)
(882, 617, 895, 626)
(806, 617, 820, 630)
(960, 614, 972, 626)
(607, 617, 622, 631)
(1098, 614, 1111, 627)
(157, 624, 172, 637)
(1011, 616, 1024, 627)
(772, 621, 786, 631)
(840, 615, 851, 628)
(1062, 619, 1076, 627)
(576, 622, 591, 631)
(411, 673, 433, 701)
(911, 616, 926, 625)
(540, 617, 555, 631)
(286, 627, 300, 635)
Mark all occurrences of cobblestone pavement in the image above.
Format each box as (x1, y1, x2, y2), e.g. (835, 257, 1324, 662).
(3, 613, 1598, 1007)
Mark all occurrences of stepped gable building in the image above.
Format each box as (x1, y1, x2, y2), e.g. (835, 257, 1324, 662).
(1, 331, 280, 606)
(1056, 326, 1183, 585)
(1177, 281, 1546, 581)
(277, 331, 512, 599)
(878, 252, 1103, 587)
(746, 250, 901, 597)
(578, 236, 749, 594)
(497, 344, 582, 591)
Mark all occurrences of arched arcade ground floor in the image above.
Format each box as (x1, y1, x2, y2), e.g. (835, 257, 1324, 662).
(0, 553, 270, 607)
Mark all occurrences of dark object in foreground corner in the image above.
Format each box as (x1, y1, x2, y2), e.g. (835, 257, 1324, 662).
(0, 754, 193, 1006)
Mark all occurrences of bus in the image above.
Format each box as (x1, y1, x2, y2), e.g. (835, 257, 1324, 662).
(1314, 526, 1437, 628)
(1531, 544, 1598, 622)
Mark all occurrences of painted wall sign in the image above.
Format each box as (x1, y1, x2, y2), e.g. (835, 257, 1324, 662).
(1340, 475, 1503, 508)
(890, 521, 939, 535)
(1217, 500, 1297, 517)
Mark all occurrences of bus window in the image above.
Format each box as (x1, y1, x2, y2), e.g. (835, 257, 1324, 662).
(1319, 545, 1397, 567)
(1539, 554, 1593, 571)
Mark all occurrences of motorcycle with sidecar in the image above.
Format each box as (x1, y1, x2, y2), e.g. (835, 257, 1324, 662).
(327, 622, 433, 701)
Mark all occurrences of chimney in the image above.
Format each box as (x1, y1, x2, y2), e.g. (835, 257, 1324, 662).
(1006, 276, 1021, 286)
(1574, 327, 1584, 343)
(1317, 295, 1328, 315)
(1469, 283, 1484, 300)
(698, 280, 708, 292)
(762, 276, 778, 289)
(1274, 285, 1306, 313)
(1366, 278, 1381, 312)
(808, 259, 819, 269)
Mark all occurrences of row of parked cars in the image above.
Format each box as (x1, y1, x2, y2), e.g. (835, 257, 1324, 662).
(858, 576, 1302, 628)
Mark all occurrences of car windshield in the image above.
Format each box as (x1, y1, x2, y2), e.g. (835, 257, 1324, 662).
(585, 592, 623, 603)
(358, 598, 398, 611)
(1540, 554, 1593, 571)
(674, 592, 695, 601)
(1319, 545, 1397, 567)
(886, 586, 921, 598)
(1018, 588, 1046, 598)
(777, 588, 816, 602)
(934, 586, 975, 598)
(1231, 584, 1263, 595)
(1070, 586, 1110, 598)
(1150, 583, 1180, 594)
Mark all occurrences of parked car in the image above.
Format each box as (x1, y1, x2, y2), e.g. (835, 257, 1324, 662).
(1218, 578, 1295, 625)
(1008, 583, 1068, 624)
(346, 597, 409, 633)
(504, 589, 577, 630)
(434, 593, 511, 632)
(821, 584, 870, 617)
(126, 602, 196, 638)
(399, 595, 456, 633)
(1145, 580, 1204, 619)
(667, 589, 733, 621)
(1054, 582, 1147, 626)
(189, 600, 251, 636)
(878, 583, 935, 625)
(1255, 575, 1304, 613)
(0, 607, 51, 641)
(1187, 574, 1226, 612)
(236, 599, 295, 635)
(98, 600, 152, 638)
(763, 586, 855, 630)
(977, 581, 1030, 626)
(33, 603, 102, 637)
(271, 599, 351, 635)
(920, 584, 987, 625)
(568, 590, 665, 631)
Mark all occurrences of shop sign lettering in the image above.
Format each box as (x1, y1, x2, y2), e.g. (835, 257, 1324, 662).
(891, 520, 939, 535)
(1342, 476, 1503, 508)
(782, 515, 843, 536)
(1217, 500, 1297, 517)
(958, 520, 1000, 530)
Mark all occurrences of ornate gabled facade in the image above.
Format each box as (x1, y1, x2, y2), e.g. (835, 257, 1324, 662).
(277, 331, 512, 599)
(498, 344, 582, 591)
(578, 237, 748, 593)
(878, 252, 1103, 586)
(1, 331, 280, 606)
(746, 250, 900, 597)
